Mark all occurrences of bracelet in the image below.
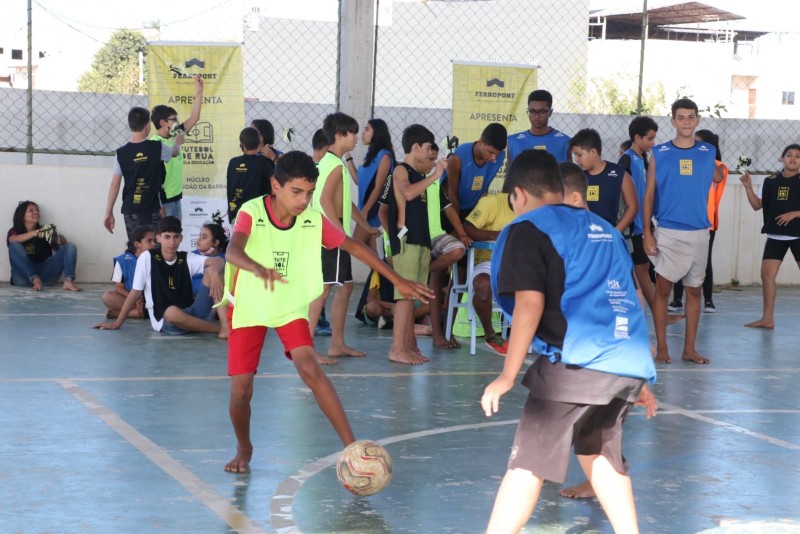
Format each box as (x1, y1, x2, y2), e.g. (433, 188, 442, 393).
(345, 157, 353, 162)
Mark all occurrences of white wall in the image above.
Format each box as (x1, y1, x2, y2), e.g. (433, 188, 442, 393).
(1, 164, 126, 284)
(2, 163, 798, 286)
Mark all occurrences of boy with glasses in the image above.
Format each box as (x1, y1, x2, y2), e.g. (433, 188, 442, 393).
(507, 89, 571, 165)
(150, 75, 205, 221)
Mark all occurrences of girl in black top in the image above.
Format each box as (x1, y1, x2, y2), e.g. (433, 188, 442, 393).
(740, 144, 800, 329)
(6, 201, 81, 291)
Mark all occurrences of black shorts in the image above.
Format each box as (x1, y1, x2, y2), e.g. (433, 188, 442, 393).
(630, 234, 650, 266)
(321, 246, 353, 285)
(123, 210, 162, 242)
(507, 395, 633, 484)
(763, 238, 800, 262)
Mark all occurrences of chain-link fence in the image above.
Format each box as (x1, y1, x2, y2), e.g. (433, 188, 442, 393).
(2, 1, 800, 172)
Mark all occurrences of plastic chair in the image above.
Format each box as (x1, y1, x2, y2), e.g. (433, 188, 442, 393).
(444, 258, 469, 342)
(467, 241, 510, 355)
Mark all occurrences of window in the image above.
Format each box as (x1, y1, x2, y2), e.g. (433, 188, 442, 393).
(782, 91, 795, 106)
(11, 49, 22, 60)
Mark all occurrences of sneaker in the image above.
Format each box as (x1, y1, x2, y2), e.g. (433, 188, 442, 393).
(667, 300, 683, 312)
(315, 323, 332, 336)
(485, 333, 508, 355)
(704, 301, 716, 313)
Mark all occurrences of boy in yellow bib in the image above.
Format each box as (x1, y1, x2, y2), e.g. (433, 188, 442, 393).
(221, 151, 432, 474)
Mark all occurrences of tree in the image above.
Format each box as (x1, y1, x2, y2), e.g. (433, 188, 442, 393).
(568, 76, 666, 116)
(78, 29, 147, 94)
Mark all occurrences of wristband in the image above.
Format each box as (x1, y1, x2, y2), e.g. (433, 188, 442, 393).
(345, 157, 353, 162)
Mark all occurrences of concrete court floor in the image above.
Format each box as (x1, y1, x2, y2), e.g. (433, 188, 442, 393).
(1, 283, 799, 534)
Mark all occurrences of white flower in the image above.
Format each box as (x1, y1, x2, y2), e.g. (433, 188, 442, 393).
(736, 156, 752, 173)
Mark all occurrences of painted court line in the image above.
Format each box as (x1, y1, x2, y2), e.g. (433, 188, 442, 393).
(269, 419, 519, 532)
(0, 371, 505, 383)
(270, 402, 800, 531)
(660, 401, 800, 450)
(3, 367, 800, 383)
(57, 379, 268, 534)
(0, 313, 102, 316)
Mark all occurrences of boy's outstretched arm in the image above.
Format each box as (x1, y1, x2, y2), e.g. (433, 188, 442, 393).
(481, 290, 543, 417)
(339, 236, 434, 303)
(226, 232, 287, 291)
(93, 288, 143, 330)
(183, 76, 204, 132)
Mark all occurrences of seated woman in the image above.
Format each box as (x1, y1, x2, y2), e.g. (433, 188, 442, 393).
(102, 226, 156, 318)
(7, 201, 81, 291)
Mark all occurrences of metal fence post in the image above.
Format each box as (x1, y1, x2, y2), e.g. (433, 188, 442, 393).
(26, 0, 33, 164)
(338, 0, 376, 136)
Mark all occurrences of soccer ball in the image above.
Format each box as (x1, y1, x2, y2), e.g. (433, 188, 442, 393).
(336, 440, 393, 496)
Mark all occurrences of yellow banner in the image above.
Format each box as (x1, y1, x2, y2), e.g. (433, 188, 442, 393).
(148, 43, 243, 247)
(452, 61, 538, 143)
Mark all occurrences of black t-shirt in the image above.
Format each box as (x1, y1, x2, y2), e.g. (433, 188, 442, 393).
(498, 221, 568, 348)
(6, 228, 53, 264)
(150, 250, 194, 321)
(383, 163, 431, 254)
(761, 172, 800, 237)
(618, 152, 649, 176)
(586, 161, 624, 226)
(116, 140, 167, 214)
(497, 219, 642, 404)
(227, 154, 274, 224)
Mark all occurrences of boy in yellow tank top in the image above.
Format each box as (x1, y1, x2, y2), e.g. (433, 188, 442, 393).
(307, 113, 379, 361)
(221, 151, 432, 474)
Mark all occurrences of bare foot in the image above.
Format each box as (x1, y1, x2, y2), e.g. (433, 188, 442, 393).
(63, 279, 83, 292)
(31, 278, 43, 291)
(388, 349, 429, 365)
(432, 335, 461, 349)
(654, 348, 672, 364)
(560, 480, 595, 499)
(682, 350, 710, 364)
(218, 327, 230, 340)
(414, 324, 433, 336)
(316, 354, 337, 365)
(225, 447, 253, 473)
(327, 344, 366, 358)
(744, 319, 774, 329)
(666, 313, 684, 325)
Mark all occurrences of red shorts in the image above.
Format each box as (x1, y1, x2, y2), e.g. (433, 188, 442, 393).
(227, 317, 313, 375)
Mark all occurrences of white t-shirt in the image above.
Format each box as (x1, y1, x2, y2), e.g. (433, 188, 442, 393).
(111, 262, 123, 283)
(133, 250, 206, 331)
(756, 188, 798, 241)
